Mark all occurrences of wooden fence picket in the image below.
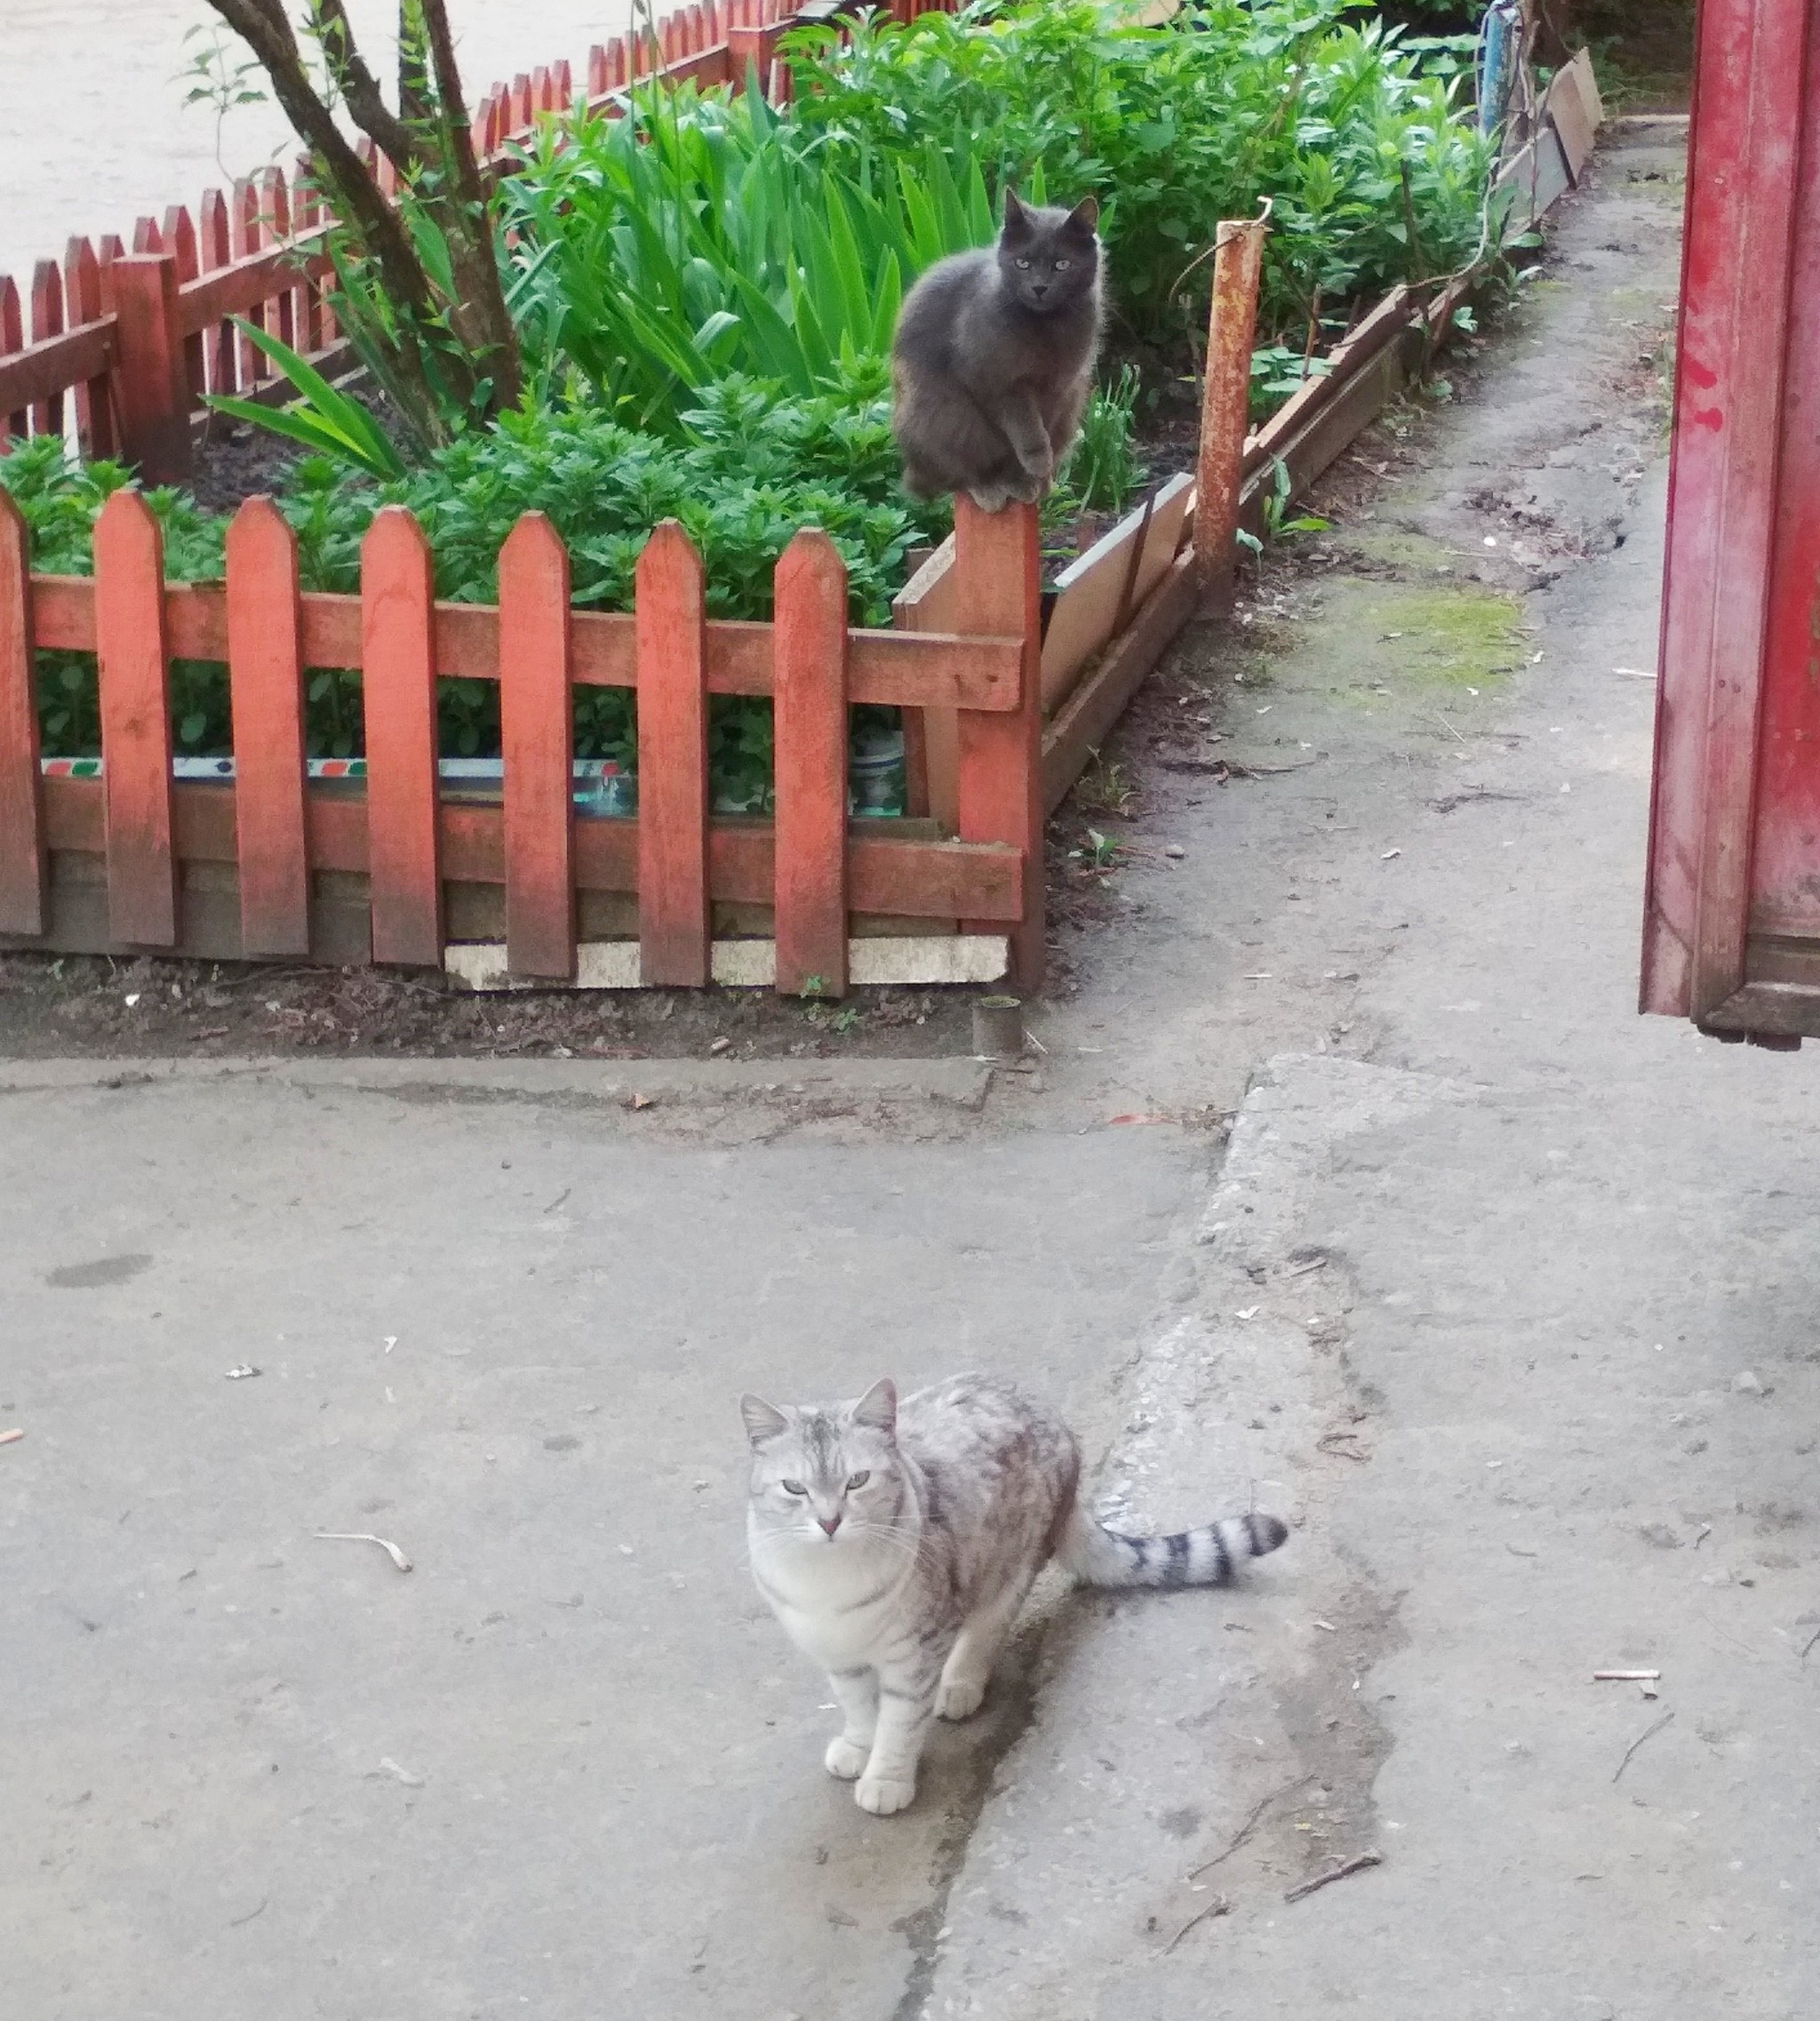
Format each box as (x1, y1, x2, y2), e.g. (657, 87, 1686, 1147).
(64, 238, 115, 457)
(226, 499, 312, 956)
(0, 491, 45, 935)
(1, 277, 24, 440)
(635, 521, 710, 986)
(108, 254, 191, 483)
(258, 168, 296, 351)
(160, 204, 204, 409)
(772, 529, 850, 996)
(952, 498, 1042, 987)
(231, 178, 261, 388)
(28, 260, 64, 438)
(499, 512, 576, 979)
(93, 490, 178, 946)
(196, 195, 234, 397)
(362, 507, 443, 966)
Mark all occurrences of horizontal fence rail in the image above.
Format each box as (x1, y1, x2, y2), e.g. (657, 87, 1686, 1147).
(0, 488, 1040, 994)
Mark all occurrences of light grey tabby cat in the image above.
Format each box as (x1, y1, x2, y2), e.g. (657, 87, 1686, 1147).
(741, 1372, 1288, 1816)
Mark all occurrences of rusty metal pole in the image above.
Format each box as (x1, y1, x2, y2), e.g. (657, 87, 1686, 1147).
(1195, 207, 1269, 608)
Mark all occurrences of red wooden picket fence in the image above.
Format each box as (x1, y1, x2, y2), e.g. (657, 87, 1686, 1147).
(0, 491, 1042, 995)
(0, 0, 954, 481)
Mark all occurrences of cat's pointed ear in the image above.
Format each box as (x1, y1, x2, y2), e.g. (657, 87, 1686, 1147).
(1002, 187, 1031, 236)
(1067, 194, 1100, 234)
(741, 1394, 790, 1446)
(850, 1377, 898, 1436)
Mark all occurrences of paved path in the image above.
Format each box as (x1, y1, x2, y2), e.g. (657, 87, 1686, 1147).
(7, 118, 1817, 2021)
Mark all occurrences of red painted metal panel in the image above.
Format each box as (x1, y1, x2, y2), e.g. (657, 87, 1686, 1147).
(1647, 0, 1820, 1039)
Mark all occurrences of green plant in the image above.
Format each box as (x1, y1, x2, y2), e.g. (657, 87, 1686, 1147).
(1236, 451, 1330, 555)
(207, 318, 408, 480)
(784, 0, 1499, 371)
(499, 73, 998, 433)
(1056, 366, 1146, 516)
(202, 0, 522, 450)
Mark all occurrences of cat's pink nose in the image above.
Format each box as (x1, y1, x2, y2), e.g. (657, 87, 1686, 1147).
(818, 1514, 842, 1537)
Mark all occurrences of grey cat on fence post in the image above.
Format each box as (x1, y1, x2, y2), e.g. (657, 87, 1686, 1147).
(890, 189, 1105, 513)
(742, 1373, 1288, 1816)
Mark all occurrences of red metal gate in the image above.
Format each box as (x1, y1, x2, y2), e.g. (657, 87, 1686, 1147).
(1644, 0, 1820, 1046)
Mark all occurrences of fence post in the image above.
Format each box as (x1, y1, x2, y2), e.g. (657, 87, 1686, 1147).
(363, 507, 444, 967)
(108, 253, 192, 483)
(773, 529, 850, 997)
(952, 498, 1042, 990)
(0, 490, 46, 936)
(1196, 210, 1268, 606)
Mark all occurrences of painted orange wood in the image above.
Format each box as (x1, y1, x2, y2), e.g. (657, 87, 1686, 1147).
(93, 490, 177, 947)
(362, 507, 444, 966)
(258, 169, 295, 351)
(227, 499, 311, 955)
(587, 44, 609, 95)
(1, 276, 24, 440)
(196, 194, 234, 396)
(161, 204, 204, 403)
(952, 497, 1042, 986)
(635, 521, 710, 986)
(0, 491, 45, 935)
(63, 237, 116, 457)
(291, 172, 326, 352)
(499, 513, 576, 979)
(27, 260, 64, 438)
(231, 179, 260, 387)
(106, 254, 191, 483)
(771, 529, 849, 996)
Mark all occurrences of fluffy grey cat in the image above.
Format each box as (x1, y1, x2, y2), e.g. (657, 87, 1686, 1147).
(740, 1373, 1288, 1816)
(890, 189, 1105, 513)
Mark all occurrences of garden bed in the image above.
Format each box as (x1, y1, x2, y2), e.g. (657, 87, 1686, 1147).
(0, 0, 1551, 995)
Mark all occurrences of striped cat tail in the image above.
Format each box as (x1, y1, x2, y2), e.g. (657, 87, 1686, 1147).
(1057, 1501, 1288, 1590)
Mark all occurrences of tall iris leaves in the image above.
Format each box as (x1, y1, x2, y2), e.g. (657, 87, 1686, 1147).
(499, 76, 1002, 433)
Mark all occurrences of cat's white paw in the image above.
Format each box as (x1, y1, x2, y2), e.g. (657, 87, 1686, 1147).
(936, 1675, 986, 1721)
(967, 485, 1012, 515)
(856, 1773, 918, 1816)
(825, 1735, 870, 1780)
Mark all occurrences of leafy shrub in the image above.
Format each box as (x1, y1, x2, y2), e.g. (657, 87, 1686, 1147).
(500, 74, 1001, 433)
(783, 0, 1499, 356)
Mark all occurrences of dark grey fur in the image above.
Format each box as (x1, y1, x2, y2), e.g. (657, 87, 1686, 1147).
(890, 190, 1105, 513)
(740, 1372, 1287, 1815)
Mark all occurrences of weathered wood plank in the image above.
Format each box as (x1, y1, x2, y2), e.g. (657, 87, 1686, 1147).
(361, 507, 444, 965)
(772, 529, 850, 995)
(227, 499, 311, 955)
(499, 512, 576, 979)
(635, 521, 710, 986)
(0, 491, 45, 935)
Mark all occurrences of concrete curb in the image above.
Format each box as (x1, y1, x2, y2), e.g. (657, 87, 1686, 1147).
(0, 1052, 998, 1111)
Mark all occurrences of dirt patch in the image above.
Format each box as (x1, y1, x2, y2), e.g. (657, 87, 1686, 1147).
(0, 951, 978, 1062)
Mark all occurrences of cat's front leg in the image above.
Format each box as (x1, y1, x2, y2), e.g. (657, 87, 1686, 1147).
(997, 391, 1056, 499)
(856, 1649, 946, 1816)
(824, 1665, 878, 1781)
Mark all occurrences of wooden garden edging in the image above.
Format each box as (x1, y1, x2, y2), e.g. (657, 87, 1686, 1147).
(0, 488, 1041, 996)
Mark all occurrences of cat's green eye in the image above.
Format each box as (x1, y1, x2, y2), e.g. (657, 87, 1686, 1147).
(1054, 259, 1070, 270)
(1015, 258, 1031, 269)
(847, 1471, 871, 1490)
(781, 1480, 807, 1496)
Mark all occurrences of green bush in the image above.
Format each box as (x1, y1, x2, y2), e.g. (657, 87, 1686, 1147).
(783, 0, 1499, 355)
(501, 73, 1002, 434)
